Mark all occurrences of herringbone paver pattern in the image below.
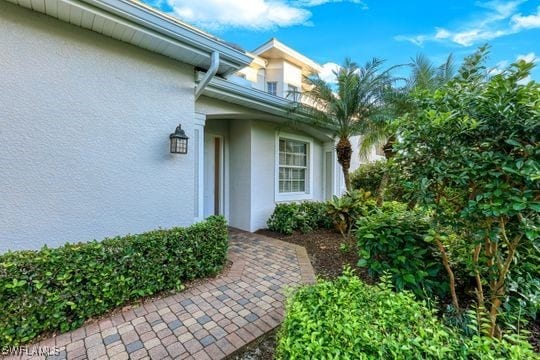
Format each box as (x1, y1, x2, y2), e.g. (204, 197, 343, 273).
(3, 229, 315, 360)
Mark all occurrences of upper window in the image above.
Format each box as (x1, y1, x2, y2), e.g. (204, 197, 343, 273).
(267, 81, 277, 96)
(279, 138, 308, 193)
(286, 84, 300, 101)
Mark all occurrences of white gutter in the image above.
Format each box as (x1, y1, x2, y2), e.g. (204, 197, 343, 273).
(203, 77, 334, 142)
(195, 51, 220, 100)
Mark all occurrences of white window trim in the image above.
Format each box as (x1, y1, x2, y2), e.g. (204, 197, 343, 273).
(275, 132, 314, 202)
(267, 81, 277, 96)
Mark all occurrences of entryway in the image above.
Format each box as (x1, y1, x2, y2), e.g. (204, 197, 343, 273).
(203, 134, 224, 217)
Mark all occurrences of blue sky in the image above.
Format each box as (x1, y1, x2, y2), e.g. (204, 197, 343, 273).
(144, 0, 540, 81)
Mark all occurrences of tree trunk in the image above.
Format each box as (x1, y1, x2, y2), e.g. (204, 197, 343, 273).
(382, 136, 396, 159)
(377, 136, 396, 204)
(435, 237, 460, 311)
(336, 137, 353, 191)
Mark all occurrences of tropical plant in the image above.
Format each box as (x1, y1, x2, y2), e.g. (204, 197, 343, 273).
(298, 58, 394, 190)
(327, 189, 375, 239)
(356, 53, 456, 201)
(394, 45, 540, 337)
(358, 53, 455, 159)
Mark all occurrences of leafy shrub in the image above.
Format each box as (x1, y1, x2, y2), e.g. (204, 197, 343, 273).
(267, 201, 331, 235)
(351, 161, 406, 201)
(327, 189, 376, 238)
(355, 204, 447, 298)
(276, 270, 536, 360)
(0, 216, 228, 347)
(351, 160, 386, 194)
(394, 49, 540, 335)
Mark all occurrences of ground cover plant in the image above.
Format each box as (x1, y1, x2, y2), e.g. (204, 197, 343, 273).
(277, 270, 535, 359)
(0, 216, 228, 347)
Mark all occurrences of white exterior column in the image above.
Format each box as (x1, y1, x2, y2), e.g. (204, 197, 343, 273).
(323, 141, 341, 199)
(194, 112, 206, 222)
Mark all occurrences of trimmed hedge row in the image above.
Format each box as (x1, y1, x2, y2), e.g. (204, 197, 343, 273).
(276, 271, 535, 359)
(0, 216, 228, 347)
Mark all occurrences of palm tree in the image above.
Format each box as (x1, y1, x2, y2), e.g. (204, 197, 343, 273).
(298, 58, 394, 191)
(353, 53, 455, 202)
(358, 53, 456, 161)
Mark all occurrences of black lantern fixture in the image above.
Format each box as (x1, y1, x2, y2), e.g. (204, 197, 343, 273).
(169, 124, 189, 154)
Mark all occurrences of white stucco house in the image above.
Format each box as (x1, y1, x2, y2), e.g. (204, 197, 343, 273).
(0, 0, 357, 252)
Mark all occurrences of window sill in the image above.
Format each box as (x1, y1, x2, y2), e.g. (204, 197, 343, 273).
(275, 192, 313, 202)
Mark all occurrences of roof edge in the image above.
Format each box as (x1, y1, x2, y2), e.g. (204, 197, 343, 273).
(82, 0, 253, 70)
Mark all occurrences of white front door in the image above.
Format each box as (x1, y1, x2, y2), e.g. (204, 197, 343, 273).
(203, 135, 222, 217)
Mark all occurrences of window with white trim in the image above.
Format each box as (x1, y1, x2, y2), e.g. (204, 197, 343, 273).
(267, 81, 277, 96)
(279, 138, 309, 193)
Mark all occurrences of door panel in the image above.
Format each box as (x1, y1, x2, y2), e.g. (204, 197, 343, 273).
(204, 135, 222, 217)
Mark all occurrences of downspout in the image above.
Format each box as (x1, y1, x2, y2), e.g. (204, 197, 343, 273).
(195, 51, 220, 100)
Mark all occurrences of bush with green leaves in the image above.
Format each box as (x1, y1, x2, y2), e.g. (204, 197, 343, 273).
(267, 201, 331, 234)
(276, 270, 535, 359)
(355, 203, 447, 298)
(394, 47, 540, 336)
(0, 216, 228, 347)
(351, 160, 387, 194)
(351, 161, 406, 201)
(327, 189, 376, 238)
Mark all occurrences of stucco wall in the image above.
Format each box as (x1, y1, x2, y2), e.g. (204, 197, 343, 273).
(228, 119, 252, 230)
(349, 135, 386, 173)
(0, 2, 196, 252)
(282, 61, 302, 90)
(266, 61, 284, 96)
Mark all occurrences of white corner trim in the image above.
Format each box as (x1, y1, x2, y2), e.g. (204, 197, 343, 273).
(274, 131, 314, 202)
(194, 113, 206, 222)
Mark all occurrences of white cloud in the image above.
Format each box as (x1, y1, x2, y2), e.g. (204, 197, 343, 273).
(294, 0, 367, 8)
(395, 0, 538, 47)
(393, 35, 427, 46)
(157, 0, 366, 30)
(516, 52, 536, 63)
(517, 75, 532, 84)
(319, 62, 341, 83)
(434, 28, 451, 40)
(488, 60, 508, 75)
(487, 53, 535, 76)
(512, 6, 540, 29)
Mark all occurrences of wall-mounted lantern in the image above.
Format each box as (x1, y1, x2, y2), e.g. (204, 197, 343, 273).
(169, 124, 189, 154)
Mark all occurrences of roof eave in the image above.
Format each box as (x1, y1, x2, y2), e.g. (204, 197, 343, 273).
(202, 77, 334, 141)
(81, 0, 253, 72)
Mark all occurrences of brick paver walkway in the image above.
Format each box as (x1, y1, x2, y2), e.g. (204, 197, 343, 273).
(4, 230, 315, 360)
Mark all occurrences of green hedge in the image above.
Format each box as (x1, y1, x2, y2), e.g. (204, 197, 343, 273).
(267, 201, 332, 235)
(276, 271, 536, 359)
(0, 216, 228, 347)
